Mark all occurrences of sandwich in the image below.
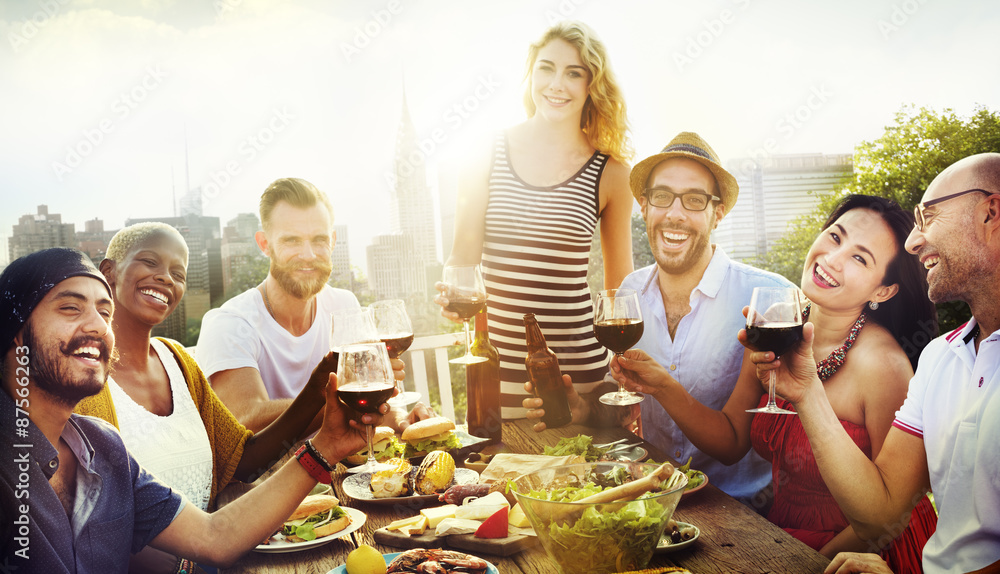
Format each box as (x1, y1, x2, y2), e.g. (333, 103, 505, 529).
(282, 494, 351, 542)
(401, 416, 461, 458)
(346, 426, 405, 465)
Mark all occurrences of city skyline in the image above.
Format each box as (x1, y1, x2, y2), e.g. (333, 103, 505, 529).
(2, 1, 999, 269)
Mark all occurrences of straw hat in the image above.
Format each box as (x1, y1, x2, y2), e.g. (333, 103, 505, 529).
(629, 132, 739, 215)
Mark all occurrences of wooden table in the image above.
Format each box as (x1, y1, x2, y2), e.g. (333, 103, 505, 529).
(220, 420, 830, 573)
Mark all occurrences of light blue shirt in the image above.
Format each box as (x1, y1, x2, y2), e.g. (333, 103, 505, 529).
(620, 247, 794, 502)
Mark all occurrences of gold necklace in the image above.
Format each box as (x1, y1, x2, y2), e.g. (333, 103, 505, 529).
(261, 282, 276, 319)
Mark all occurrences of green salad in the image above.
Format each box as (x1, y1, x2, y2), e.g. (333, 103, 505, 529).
(522, 480, 670, 573)
(542, 435, 609, 462)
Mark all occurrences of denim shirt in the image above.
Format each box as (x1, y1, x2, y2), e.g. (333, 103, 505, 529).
(620, 248, 794, 502)
(1, 388, 184, 573)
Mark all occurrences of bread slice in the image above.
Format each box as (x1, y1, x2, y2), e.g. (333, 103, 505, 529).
(401, 416, 455, 441)
(285, 513, 352, 542)
(287, 494, 340, 522)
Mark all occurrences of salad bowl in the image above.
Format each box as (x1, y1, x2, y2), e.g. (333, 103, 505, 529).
(510, 462, 687, 574)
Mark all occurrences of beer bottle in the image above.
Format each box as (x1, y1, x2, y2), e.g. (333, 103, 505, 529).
(467, 309, 502, 443)
(523, 313, 572, 429)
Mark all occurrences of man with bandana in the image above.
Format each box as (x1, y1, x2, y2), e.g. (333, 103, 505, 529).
(0, 248, 379, 572)
(197, 177, 432, 433)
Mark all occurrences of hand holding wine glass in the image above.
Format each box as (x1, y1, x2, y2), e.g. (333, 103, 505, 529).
(370, 299, 420, 406)
(743, 287, 804, 415)
(441, 264, 488, 365)
(593, 289, 645, 406)
(337, 342, 397, 473)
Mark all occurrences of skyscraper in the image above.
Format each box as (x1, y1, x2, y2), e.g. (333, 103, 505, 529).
(715, 153, 853, 262)
(8, 205, 76, 261)
(389, 92, 438, 268)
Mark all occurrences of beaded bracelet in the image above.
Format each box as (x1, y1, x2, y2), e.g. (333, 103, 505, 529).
(174, 557, 195, 574)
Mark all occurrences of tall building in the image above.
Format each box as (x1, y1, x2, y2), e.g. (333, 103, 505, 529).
(220, 213, 261, 296)
(179, 186, 204, 217)
(366, 234, 424, 301)
(8, 205, 76, 261)
(714, 153, 853, 262)
(127, 214, 223, 344)
(331, 224, 352, 289)
(384, 91, 438, 294)
(76, 218, 117, 259)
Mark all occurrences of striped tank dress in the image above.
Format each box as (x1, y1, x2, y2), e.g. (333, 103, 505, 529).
(482, 133, 611, 419)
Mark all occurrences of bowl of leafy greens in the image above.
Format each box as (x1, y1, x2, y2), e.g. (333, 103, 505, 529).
(510, 462, 687, 574)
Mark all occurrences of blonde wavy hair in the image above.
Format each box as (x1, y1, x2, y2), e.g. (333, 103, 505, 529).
(522, 21, 633, 163)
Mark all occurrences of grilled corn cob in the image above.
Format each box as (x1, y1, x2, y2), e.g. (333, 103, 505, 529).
(413, 451, 455, 494)
(370, 457, 412, 498)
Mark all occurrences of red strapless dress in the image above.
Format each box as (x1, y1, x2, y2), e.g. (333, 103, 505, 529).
(750, 396, 937, 573)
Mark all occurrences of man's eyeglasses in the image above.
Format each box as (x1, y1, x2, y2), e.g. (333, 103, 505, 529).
(644, 188, 720, 212)
(913, 188, 998, 232)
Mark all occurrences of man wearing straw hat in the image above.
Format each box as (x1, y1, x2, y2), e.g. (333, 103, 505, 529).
(525, 132, 792, 505)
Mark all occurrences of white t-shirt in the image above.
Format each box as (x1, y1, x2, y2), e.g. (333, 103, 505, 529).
(196, 285, 360, 399)
(108, 338, 214, 511)
(893, 318, 1000, 574)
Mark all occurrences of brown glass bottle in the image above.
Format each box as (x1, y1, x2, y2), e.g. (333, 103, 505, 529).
(523, 313, 572, 429)
(466, 309, 503, 443)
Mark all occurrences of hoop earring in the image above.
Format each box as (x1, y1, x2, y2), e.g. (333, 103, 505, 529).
(868, 301, 879, 311)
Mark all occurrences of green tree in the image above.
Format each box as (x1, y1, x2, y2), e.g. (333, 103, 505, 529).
(757, 104, 1000, 333)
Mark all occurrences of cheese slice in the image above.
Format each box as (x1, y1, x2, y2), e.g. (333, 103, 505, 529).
(420, 504, 457, 528)
(508, 502, 531, 528)
(386, 515, 428, 533)
(455, 490, 510, 520)
(434, 518, 483, 536)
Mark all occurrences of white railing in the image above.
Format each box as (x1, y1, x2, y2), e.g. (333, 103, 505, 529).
(403, 332, 465, 421)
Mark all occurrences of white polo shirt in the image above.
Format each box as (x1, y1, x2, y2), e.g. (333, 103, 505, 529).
(893, 318, 1000, 573)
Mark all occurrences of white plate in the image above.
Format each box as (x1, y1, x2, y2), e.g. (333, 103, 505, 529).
(342, 467, 480, 504)
(326, 551, 499, 574)
(388, 391, 422, 407)
(656, 521, 700, 553)
(254, 507, 366, 553)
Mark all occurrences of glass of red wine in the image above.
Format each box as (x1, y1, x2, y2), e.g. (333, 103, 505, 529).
(442, 264, 488, 365)
(594, 288, 645, 406)
(744, 286, 804, 415)
(337, 342, 396, 474)
(330, 308, 379, 352)
(370, 299, 420, 407)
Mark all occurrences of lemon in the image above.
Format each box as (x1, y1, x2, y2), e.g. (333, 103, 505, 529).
(345, 544, 386, 574)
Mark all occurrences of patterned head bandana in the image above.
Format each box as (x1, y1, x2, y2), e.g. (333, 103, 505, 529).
(0, 248, 112, 357)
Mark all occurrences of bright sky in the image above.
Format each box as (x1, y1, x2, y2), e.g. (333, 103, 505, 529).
(2, 0, 998, 269)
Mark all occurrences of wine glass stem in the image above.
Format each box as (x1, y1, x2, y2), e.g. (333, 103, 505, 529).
(616, 353, 628, 394)
(464, 320, 473, 357)
(767, 370, 779, 408)
(365, 423, 376, 464)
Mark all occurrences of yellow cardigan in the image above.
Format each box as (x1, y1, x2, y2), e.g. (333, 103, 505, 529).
(75, 337, 253, 506)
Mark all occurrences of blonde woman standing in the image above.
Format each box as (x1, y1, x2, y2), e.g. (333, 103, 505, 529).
(441, 21, 634, 420)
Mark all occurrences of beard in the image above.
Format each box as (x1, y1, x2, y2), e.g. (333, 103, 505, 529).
(270, 255, 333, 300)
(22, 320, 115, 409)
(648, 222, 713, 276)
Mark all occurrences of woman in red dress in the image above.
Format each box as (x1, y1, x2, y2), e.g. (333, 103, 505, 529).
(614, 195, 937, 571)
